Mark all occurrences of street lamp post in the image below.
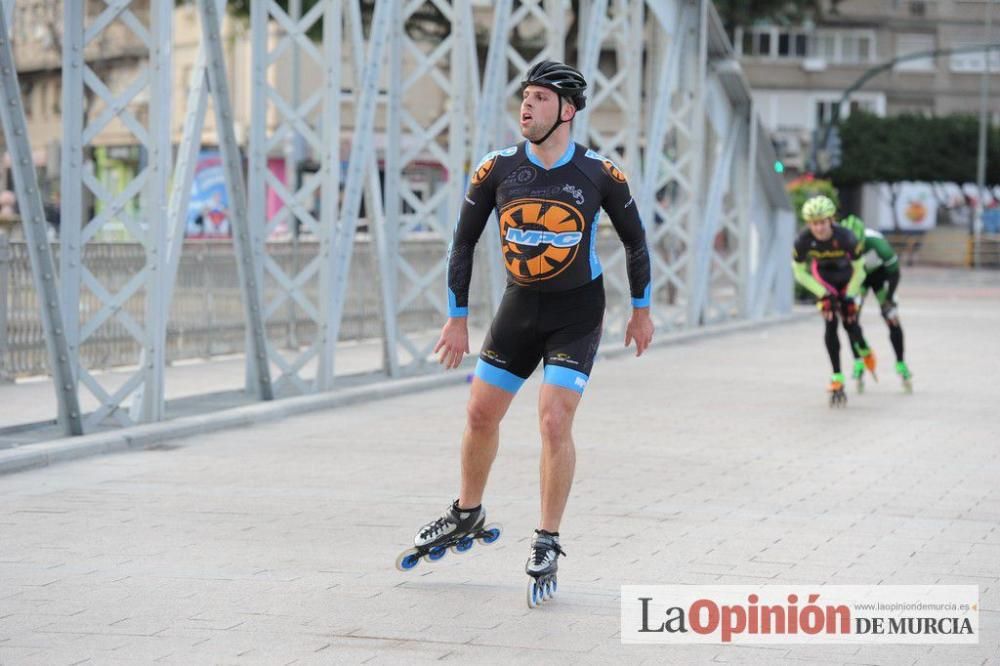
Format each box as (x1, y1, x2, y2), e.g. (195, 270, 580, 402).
(973, 0, 996, 268)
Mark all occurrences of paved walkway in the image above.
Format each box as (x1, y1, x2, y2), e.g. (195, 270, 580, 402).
(1, 267, 998, 665)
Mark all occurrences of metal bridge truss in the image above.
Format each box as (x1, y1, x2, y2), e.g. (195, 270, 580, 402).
(58, 0, 175, 430)
(2, 0, 792, 434)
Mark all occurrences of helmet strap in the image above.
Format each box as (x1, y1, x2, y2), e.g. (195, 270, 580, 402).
(530, 96, 565, 146)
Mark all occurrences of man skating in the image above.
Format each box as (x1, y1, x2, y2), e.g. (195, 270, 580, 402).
(792, 196, 874, 406)
(397, 61, 653, 606)
(838, 214, 913, 392)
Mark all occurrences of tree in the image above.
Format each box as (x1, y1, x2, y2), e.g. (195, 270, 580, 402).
(714, 0, 825, 37)
(786, 173, 839, 224)
(205, 1, 451, 43)
(831, 112, 1000, 187)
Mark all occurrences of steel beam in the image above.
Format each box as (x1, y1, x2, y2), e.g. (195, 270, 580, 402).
(688, 115, 743, 326)
(59, 0, 84, 400)
(315, 0, 344, 389)
(198, 0, 273, 400)
(138, 0, 173, 422)
(324, 0, 394, 373)
(474, 0, 513, 310)
(0, 7, 82, 435)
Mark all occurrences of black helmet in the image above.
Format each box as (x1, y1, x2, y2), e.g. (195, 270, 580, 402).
(520, 60, 587, 110)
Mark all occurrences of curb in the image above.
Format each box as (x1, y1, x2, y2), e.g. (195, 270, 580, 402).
(0, 372, 470, 475)
(0, 312, 807, 476)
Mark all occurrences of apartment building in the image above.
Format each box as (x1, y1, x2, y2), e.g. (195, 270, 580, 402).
(735, 0, 1000, 171)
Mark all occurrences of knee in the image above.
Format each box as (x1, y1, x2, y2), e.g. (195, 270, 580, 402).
(539, 406, 573, 445)
(882, 304, 901, 326)
(466, 398, 501, 433)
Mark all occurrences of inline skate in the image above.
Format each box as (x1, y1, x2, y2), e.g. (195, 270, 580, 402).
(828, 372, 847, 408)
(526, 529, 565, 608)
(396, 500, 502, 572)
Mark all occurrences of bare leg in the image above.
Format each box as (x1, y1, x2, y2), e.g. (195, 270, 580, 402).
(458, 378, 516, 508)
(537, 383, 582, 532)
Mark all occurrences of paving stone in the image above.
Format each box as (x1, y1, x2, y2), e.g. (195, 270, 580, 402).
(1, 267, 997, 663)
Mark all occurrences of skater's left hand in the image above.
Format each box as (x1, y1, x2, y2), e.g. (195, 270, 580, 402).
(625, 308, 654, 357)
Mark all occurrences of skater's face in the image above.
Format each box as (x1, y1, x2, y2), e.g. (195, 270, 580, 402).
(519, 85, 575, 142)
(808, 217, 834, 241)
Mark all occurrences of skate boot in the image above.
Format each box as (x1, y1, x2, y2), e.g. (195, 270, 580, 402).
(860, 347, 878, 382)
(525, 529, 565, 608)
(828, 372, 847, 408)
(395, 500, 502, 572)
(896, 360, 913, 394)
(852, 358, 866, 393)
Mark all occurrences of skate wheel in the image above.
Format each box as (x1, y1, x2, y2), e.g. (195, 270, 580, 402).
(544, 580, 554, 600)
(395, 548, 422, 572)
(480, 523, 502, 545)
(856, 379, 864, 394)
(451, 536, 474, 554)
(903, 379, 913, 394)
(427, 545, 447, 561)
(527, 579, 541, 609)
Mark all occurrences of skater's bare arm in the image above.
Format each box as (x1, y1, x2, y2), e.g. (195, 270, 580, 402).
(434, 317, 470, 369)
(624, 307, 654, 357)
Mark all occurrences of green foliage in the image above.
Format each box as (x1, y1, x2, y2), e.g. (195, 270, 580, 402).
(786, 174, 839, 224)
(715, 0, 822, 34)
(831, 112, 1000, 186)
(209, 1, 449, 43)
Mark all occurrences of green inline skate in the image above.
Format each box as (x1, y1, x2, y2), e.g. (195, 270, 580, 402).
(896, 361, 913, 394)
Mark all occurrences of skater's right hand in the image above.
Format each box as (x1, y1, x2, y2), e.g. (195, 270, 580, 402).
(434, 317, 470, 369)
(816, 295, 835, 321)
(843, 297, 859, 323)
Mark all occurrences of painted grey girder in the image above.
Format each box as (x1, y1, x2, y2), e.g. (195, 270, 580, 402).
(6, 0, 794, 433)
(198, 0, 273, 400)
(0, 7, 82, 435)
(322, 0, 395, 372)
(58, 0, 176, 430)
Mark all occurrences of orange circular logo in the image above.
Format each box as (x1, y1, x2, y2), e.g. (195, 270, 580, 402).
(602, 159, 626, 183)
(500, 198, 585, 283)
(472, 156, 496, 186)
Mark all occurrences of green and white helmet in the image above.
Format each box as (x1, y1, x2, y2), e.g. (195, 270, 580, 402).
(801, 195, 837, 222)
(839, 214, 865, 239)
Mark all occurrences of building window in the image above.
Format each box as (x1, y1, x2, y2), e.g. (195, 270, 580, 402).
(813, 34, 836, 60)
(895, 33, 935, 71)
(950, 43, 1000, 73)
(815, 98, 878, 128)
(38, 79, 48, 119)
(778, 32, 809, 57)
(20, 80, 33, 119)
(752, 31, 772, 57)
(816, 100, 837, 128)
(738, 27, 810, 59)
(840, 35, 872, 64)
(737, 27, 877, 64)
(809, 30, 879, 65)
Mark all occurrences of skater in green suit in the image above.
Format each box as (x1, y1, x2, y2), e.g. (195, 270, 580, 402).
(839, 215, 913, 393)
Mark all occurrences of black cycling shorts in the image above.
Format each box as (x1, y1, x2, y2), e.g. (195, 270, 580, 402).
(862, 267, 900, 304)
(475, 276, 605, 394)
